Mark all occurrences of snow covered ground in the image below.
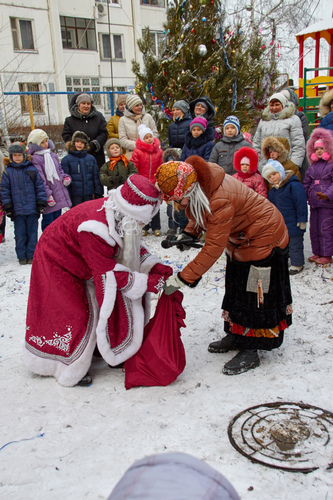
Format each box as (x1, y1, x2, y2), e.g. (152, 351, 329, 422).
(1, 205, 333, 500)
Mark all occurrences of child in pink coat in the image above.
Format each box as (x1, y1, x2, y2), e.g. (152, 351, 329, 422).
(232, 146, 268, 198)
(131, 124, 163, 236)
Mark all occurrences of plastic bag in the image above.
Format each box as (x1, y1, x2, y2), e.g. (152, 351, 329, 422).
(124, 291, 186, 389)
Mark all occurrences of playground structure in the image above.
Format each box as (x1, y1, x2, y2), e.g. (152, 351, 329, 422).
(296, 20, 333, 129)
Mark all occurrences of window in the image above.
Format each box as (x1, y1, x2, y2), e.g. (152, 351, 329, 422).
(60, 16, 97, 50)
(18, 83, 43, 114)
(104, 86, 127, 111)
(10, 18, 35, 51)
(100, 34, 124, 60)
(142, 30, 164, 56)
(66, 77, 101, 106)
(96, 0, 119, 4)
(140, 0, 165, 7)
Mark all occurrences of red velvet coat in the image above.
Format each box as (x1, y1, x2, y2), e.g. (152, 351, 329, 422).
(131, 138, 163, 183)
(24, 198, 170, 386)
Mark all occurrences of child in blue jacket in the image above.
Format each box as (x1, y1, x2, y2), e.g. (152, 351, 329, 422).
(0, 143, 47, 264)
(180, 117, 215, 162)
(262, 159, 308, 275)
(61, 131, 103, 206)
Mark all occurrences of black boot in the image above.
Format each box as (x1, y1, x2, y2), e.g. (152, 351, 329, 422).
(208, 334, 237, 353)
(223, 349, 260, 375)
(77, 373, 92, 386)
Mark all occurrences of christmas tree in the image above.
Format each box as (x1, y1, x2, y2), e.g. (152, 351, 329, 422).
(132, 0, 277, 142)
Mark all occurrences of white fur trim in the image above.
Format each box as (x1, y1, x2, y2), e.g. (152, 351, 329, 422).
(122, 271, 148, 300)
(23, 280, 99, 387)
(113, 185, 160, 224)
(140, 254, 161, 275)
(78, 220, 116, 246)
(96, 270, 145, 366)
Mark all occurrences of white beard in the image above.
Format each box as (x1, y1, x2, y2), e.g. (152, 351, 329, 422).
(116, 226, 142, 271)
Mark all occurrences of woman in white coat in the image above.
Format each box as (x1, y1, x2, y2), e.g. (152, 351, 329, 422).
(253, 92, 305, 172)
(118, 95, 158, 158)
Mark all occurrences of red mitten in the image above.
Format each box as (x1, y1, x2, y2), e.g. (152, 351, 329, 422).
(149, 263, 173, 280)
(147, 274, 167, 294)
(63, 177, 71, 186)
(47, 195, 56, 207)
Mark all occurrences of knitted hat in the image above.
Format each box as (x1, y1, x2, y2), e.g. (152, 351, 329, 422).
(126, 94, 142, 110)
(27, 129, 48, 146)
(262, 159, 286, 181)
(117, 94, 127, 106)
(173, 100, 190, 114)
(269, 93, 288, 108)
(112, 174, 161, 223)
(76, 93, 92, 106)
(314, 140, 324, 148)
(223, 116, 240, 134)
(138, 124, 153, 141)
(72, 131, 89, 145)
(190, 117, 207, 132)
(195, 101, 208, 111)
(105, 138, 121, 156)
(155, 161, 197, 201)
(8, 142, 26, 162)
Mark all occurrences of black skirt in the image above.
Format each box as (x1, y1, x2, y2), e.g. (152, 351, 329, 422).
(222, 247, 292, 351)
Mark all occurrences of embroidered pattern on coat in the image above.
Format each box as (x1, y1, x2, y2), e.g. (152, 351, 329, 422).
(29, 329, 72, 352)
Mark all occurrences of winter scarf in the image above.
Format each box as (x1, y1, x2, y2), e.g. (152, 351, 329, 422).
(33, 149, 60, 184)
(109, 154, 129, 171)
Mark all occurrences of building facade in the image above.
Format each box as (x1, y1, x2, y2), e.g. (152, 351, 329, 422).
(0, 0, 166, 129)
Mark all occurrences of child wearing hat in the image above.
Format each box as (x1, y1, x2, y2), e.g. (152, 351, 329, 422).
(303, 128, 333, 265)
(1, 143, 47, 263)
(99, 138, 138, 191)
(232, 147, 267, 198)
(118, 94, 158, 158)
(27, 129, 72, 231)
(262, 159, 307, 275)
(131, 124, 163, 236)
(209, 116, 250, 175)
(262, 136, 301, 181)
(180, 117, 215, 162)
(61, 131, 103, 207)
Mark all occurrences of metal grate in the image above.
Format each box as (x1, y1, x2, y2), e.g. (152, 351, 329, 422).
(228, 402, 333, 473)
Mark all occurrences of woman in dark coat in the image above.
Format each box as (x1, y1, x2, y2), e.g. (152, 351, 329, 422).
(62, 93, 108, 168)
(189, 96, 216, 141)
(168, 100, 192, 149)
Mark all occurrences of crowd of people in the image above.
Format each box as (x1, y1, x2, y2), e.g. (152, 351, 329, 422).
(1, 87, 333, 383)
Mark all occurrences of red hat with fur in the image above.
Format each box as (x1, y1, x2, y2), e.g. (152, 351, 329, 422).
(233, 147, 259, 173)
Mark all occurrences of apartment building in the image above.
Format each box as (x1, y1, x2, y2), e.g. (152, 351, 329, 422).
(0, 0, 166, 128)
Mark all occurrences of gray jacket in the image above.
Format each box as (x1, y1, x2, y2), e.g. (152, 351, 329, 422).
(253, 102, 305, 171)
(209, 134, 250, 175)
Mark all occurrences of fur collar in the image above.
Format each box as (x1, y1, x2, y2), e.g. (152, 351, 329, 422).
(319, 88, 333, 118)
(262, 136, 290, 163)
(261, 101, 296, 121)
(3, 156, 32, 168)
(270, 170, 295, 190)
(134, 137, 160, 153)
(184, 128, 211, 148)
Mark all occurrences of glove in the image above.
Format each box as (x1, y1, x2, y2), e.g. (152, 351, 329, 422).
(316, 192, 329, 200)
(5, 210, 14, 221)
(297, 222, 307, 230)
(88, 142, 97, 154)
(39, 207, 45, 214)
(176, 231, 200, 251)
(164, 273, 185, 295)
(63, 177, 71, 187)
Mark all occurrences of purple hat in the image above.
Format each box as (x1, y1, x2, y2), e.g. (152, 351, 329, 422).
(190, 116, 207, 132)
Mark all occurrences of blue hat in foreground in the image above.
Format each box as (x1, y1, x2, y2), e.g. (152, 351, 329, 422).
(262, 159, 286, 181)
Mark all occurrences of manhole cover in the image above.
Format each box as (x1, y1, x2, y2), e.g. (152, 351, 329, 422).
(228, 402, 333, 473)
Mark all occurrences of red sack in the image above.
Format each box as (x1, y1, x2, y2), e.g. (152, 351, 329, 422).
(124, 291, 186, 389)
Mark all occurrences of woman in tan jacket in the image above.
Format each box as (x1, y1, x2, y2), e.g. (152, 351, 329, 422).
(155, 156, 292, 375)
(118, 94, 158, 158)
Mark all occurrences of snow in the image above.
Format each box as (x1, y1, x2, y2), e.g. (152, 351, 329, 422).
(1, 205, 333, 500)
